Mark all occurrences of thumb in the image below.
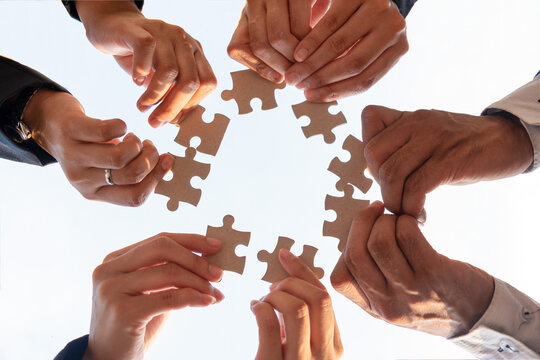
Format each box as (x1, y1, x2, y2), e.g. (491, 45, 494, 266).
(361, 105, 404, 144)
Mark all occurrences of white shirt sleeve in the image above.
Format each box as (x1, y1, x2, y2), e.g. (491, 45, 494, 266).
(450, 278, 540, 359)
(482, 74, 540, 171)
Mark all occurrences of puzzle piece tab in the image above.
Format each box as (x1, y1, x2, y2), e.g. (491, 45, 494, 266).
(222, 69, 285, 115)
(292, 101, 347, 144)
(175, 106, 230, 156)
(324, 185, 370, 251)
(155, 148, 210, 211)
(328, 135, 373, 193)
(205, 215, 251, 275)
(257, 237, 324, 283)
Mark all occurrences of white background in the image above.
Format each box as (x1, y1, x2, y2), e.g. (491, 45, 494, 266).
(0, 1, 539, 359)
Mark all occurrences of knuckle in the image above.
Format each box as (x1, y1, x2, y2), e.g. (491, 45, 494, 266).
(396, 216, 418, 242)
(161, 66, 179, 82)
(379, 161, 398, 185)
(95, 278, 114, 300)
(315, 290, 332, 310)
(92, 263, 107, 283)
(363, 141, 378, 163)
(160, 262, 180, 278)
(350, 55, 368, 74)
(404, 176, 422, 196)
(367, 232, 390, 258)
(126, 190, 148, 207)
(354, 76, 376, 93)
(290, 301, 309, 320)
(180, 78, 200, 94)
(108, 148, 129, 169)
(135, 34, 156, 51)
(329, 35, 348, 54)
(322, 13, 340, 30)
(153, 235, 175, 251)
(226, 42, 241, 59)
(250, 41, 269, 58)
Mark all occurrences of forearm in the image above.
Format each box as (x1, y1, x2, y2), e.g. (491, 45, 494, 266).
(61, 0, 143, 22)
(75, 0, 142, 26)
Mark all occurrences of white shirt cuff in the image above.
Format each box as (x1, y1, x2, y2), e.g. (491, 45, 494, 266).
(451, 278, 540, 359)
(482, 76, 540, 172)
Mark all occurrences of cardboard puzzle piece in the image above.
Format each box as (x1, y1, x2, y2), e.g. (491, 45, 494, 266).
(328, 135, 373, 193)
(155, 148, 210, 211)
(205, 215, 251, 275)
(174, 105, 230, 156)
(222, 69, 286, 115)
(292, 100, 347, 144)
(324, 185, 370, 252)
(257, 237, 324, 283)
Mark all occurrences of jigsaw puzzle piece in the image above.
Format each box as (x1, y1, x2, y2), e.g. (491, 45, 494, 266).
(324, 185, 370, 252)
(328, 135, 373, 193)
(174, 106, 230, 156)
(292, 100, 347, 144)
(221, 69, 285, 115)
(155, 148, 211, 211)
(205, 215, 251, 275)
(258, 237, 324, 283)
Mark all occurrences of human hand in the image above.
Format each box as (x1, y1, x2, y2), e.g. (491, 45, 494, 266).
(361, 106, 534, 219)
(227, 0, 331, 84)
(76, 1, 217, 127)
(285, 0, 408, 102)
(330, 202, 495, 338)
(82, 233, 224, 360)
(23, 90, 172, 207)
(251, 249, 343, 359)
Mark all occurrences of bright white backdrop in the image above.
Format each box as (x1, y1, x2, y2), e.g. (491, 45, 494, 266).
(0, 1, 539, 359)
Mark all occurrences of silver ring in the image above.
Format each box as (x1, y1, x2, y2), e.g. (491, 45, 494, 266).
(104, 169, 114, 186)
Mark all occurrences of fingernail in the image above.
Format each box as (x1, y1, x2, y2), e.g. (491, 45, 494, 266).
(287, 72, 300, 85)
(138, 104, 151, 113)
(297, 80, 310, 89)
(208, 263, 223, 279)
(207, 237, 221, 247)
(418, 208, 427, 225)
(250, 300, 259, 311)
(269, 282, 279, 291)
(279, 248, 295, 261)
(295, 48, 309, 62)
(134, 76, 146, 86)
(270, 72, 282, 83)
(213, 287, 225, 301)
(201, 294, 217, 305)
(161, 154, 174, 170)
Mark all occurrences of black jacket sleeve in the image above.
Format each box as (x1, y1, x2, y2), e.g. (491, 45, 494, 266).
(392, 0, 418, 17)
(61, 0, 144, 21)
(0, 56, 69, 166)
(54, 335, 89, 360)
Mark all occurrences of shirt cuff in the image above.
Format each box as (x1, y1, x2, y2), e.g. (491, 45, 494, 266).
(482, 75, 540, 172)
(451, 278, 540, 359)
(53, 335, 89, 360)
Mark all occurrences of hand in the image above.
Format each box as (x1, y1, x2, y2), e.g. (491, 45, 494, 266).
(82, 233, 224, 360)
(330, 202, 495, 338)
(227, 0, 331, 84)
(361, 106, 534, 219)
(23, 90, 172, 207)
(285, 0, 409, 102)
(76, 1, 217, 127)
(251, 249, 343, 359)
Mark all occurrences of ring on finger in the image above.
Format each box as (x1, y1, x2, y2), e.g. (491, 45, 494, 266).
(104, 169, 115, 186)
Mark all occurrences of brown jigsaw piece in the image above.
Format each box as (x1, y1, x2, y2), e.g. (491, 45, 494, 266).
(292, 100, 347, 144)
(174, 105, 230, 156)
(222, 69, 286, 115)
(155, 148, 210, 211)
(204, 215, 251, 275)
(324, 185, 370, 252)
(328, 135, 373, 193)
(257, 237, 324, 283)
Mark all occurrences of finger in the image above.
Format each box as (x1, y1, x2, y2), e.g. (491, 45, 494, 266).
(123, 26, 157, 85)
(104, 231, 223, 281)
(251, 300, 283, 360)
(395, 215, 439, 273)
(266, 0, 299, 61)
(148, 39, 200, 126)
(378, 141, 432, 215)
(70, 117, 127, 143)
(92, 152, 172, 207)
(227, 12, 283, 83)
(402, 158, 448, 218)
(311, 0, 331, 26)
(294, 1, 357, 62)
(287, 4, 375, 86)
(137, 41, 179, 111)
(102, 232, 221, 263)
(297, 26, 399, 89)
(366, 215, 413, 285)
(343, 201, 387, 295)
(303, 38, 409, 102)
(134, 288, 217, 321)
(247, 1, 292, 75)
(261, 291, 311, 360)
(73, 132, 143, 169)
(112, 262, 224, 301)
(88, 139, 159, 186)
(270, 274, 334, 357)
(289, 0, 312, 39)
(277, 249, 324, 290)
(173, 50, 217, 124)
(361, 105, 405, 145)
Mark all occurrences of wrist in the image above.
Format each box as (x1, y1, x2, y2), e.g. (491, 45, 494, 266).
(76, 0, 142, 29)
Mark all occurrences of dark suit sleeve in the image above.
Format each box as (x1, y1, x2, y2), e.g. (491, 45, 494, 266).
(0, 56, 69, 166)
(61, 0, 144, 21)
(53, 335, 89, 360)
(392, 0, 418, 17)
